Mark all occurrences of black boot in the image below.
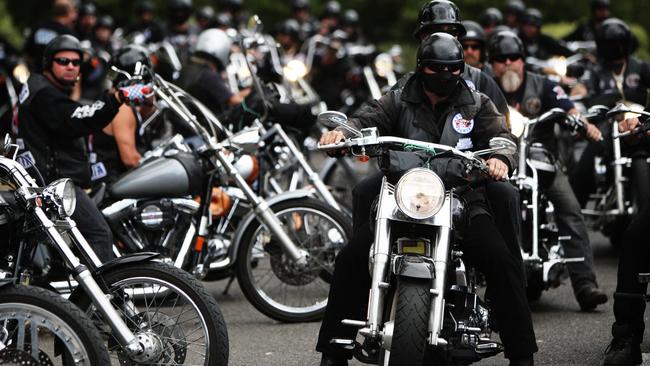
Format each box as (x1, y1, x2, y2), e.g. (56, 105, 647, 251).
(319, 354, 348, 366)
(509, 354, 534, 366)
(577, 287, 608, 311)
(603, 323, 642, 366)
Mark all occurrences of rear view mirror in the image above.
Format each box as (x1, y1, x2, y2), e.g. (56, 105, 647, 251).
(317, 111, 361, 137)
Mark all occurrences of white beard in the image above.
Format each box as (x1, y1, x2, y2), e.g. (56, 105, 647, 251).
(500, 69, 522, 93)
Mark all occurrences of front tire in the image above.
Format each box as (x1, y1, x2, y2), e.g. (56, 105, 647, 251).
(236, 198, 351, 322)
(73, 261, 229, 366)
(383, 278, 431, 366)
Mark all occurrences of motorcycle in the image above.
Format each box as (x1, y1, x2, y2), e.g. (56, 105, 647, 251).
(317, 111, 517, 365)
(97, 62, 352, 323)
(0, 137, 229, 365)
(508, 107, 587, 301)
(0, 281, 110, 365)
(582, 103, 650, 246)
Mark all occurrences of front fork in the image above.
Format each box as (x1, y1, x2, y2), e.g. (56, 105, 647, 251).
(33, 208, 144, 357)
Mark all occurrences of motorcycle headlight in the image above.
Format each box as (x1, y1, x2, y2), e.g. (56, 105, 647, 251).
(283, 59, 308, 82)
(548, 57, 567, 77)
(374, 53, 394, 78)
(508, 106, 527, 138)
(394, 168, 445, 220)
(42, 178, 77, 217)
(12, 63, 30, 84)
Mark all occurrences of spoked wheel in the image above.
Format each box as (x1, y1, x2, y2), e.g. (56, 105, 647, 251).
(73, 261, 229, 366)
(236, 198, 352, 322)
(0, 284, 110, 366)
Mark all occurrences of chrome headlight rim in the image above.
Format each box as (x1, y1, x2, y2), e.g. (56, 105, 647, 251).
(42, 178, 77, 218)
(394, 168, 445, 220)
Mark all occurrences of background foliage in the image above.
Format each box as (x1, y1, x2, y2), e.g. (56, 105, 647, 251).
(2, 0, 649, 65)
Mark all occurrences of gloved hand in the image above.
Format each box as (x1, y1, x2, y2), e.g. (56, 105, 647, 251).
(117, 84, 153, 106)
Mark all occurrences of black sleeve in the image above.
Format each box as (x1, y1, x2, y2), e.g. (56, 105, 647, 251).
(33, 88, 121, 137)
(336, 91, 400, 137)
(472, 93, 518, 172)
(202, 72, 234, 106)
(541, 34, 574, 58)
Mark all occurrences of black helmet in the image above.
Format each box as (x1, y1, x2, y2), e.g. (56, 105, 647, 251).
(42, 34, 84, 71)
(591, 0, 610, 9)
(488, 30, 525, 61)
(79, 2, 97, 17)
(276, 19, 301, 39)
(196, 6, 215, 21)
(110, 45, 152, 83)
(95, 15, 114, 30)
(135, 0, 154, 14)
(292, 0, 309, 11)
(417, 32, 465, 72)
(460, 20, 486, 44)
(342, 9, 359, 27)
(223, 0, 243, 11)
(596, 18, 633, 61)
(504, 0, 526, 16)
(522, 8, 543, 28)
(168, 0, 192, 24)
(481, 7, 503, 27)
(414, 0, 466, 39)
(321, 1, 341, 19)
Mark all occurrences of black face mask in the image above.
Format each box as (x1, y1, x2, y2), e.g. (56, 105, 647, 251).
(420, 71, 460, 98)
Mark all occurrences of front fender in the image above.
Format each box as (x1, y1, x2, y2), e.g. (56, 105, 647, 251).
(392, 255, 434, 280)
(228, 189, 316, 263)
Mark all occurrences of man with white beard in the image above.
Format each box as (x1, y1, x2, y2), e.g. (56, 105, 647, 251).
(488, 30, 608, 311)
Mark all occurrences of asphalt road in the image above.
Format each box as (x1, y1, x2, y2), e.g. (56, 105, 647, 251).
(204, 231, 649, 366)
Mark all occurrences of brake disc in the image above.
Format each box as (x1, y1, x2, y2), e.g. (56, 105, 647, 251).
(0, 348, 51, 366)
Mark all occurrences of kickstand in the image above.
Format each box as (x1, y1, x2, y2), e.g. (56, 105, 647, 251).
(222, 275, 236, 295)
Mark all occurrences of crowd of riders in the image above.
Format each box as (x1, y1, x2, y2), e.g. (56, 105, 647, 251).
(1, 0, 650, 365)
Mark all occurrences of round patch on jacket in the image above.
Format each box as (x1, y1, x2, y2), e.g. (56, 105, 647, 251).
(524, 97, 542, 115)
(626, 73, 640, 88)
(452, 113, 474, 134)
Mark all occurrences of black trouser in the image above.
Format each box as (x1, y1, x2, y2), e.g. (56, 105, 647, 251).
(316, 174, 537, 360)
(613, 201, 650, 342)
(70, 186, 114, 263)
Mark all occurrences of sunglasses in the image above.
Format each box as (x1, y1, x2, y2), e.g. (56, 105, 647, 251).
(421, 62, 464, 73)
(492, 54, 522, 63)
(462, 43, 482, 51)
(53, 57, 81, 67)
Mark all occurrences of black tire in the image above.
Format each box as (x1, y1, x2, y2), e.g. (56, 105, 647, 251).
(384, 278, 431, 366)
(236, 198, 352, 322)
(73, 261, 229, 366)
(0, 284, 110, 366)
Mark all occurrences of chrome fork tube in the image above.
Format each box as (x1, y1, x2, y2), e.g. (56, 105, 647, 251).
(530, 168, 540, 260)
(367, 217, 391, 335)
(215, 150, 307, 265)
(428, 227, 450, 346)
(274, 124, 342, 211)
(32, 209, 142, 355)
(612, 121, 625, 213)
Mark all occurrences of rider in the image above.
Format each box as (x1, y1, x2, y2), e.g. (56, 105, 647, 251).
(75, 2, 97, 42)
(459, 20, 490, 74)
(126, 0, 165, 44)
(15, 35, 145, 261)
(502, 0, 526, 32)
(196, 6, 216, 31)
(480, 7, 503, 37)
(519, 9, 573, 61)
(602, 114, 650, 366)
(317, 32, 537, 366)
(569, 18, 650, 210)
(23, 0, 77, 72)
(488, 30, 608, 311)
(564, 0, 612, 42)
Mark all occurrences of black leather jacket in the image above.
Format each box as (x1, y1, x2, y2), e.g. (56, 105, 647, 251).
(16, 74, 121, 187)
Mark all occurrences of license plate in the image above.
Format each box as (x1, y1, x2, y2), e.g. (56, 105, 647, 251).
(397, 238, 430, 256)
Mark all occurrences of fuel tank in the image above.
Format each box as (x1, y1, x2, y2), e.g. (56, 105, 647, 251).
(109, 152, 203, 198)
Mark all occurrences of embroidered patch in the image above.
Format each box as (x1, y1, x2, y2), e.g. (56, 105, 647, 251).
(71, 101, 106, 119)
(456, 137, 474, 150)
(552, 85, 568, 100)
(524, 97, 542, 115)
(626, 73, 640, 88)
(19, 84, 29, 104)
(464, 79, 477, 91)
(452, 113, 474, 134)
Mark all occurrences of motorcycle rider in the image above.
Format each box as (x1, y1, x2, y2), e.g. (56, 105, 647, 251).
(126, 0, 165, 44)
(318, 1, 341, 36)
(519, 9, 573, 61)
(488, 30, 608, 311)
(196, 6, 216, 31)
(459, 20, 490, 75)
(75, 2, 97, 42)
(502, 0, 525, 32)
(23, 0, 78, 72)
(481, 7, 503, 37)
(291, 0, 317, 42)
(570, 18, 650, 210)
(274, 19, 303, 62)
(165, 0, 199, 65)
(15, 35, 147, 261)
(564, 0, 612, 42)
(602, 115, 650, 366)
(317, 32, 537, 366)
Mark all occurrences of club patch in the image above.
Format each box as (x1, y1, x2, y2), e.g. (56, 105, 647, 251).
(452, 113, 474, 134)
(626, 73, 640, 88)
(464, 79, 477, 92)
(456, 137, 474, 150)
(524, 97, 542, 115)
(19, 84, 29, 104)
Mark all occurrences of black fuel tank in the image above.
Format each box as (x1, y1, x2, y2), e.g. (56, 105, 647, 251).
(109, 153, 203, 198)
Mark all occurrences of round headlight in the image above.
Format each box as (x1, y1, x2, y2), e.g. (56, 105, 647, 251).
(508, 106, 527, 138)
(43, 178, 77, 217)
(394, 168, 445, 220)
(283, 59, 308, 82)
(374, 53, 394, 78)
